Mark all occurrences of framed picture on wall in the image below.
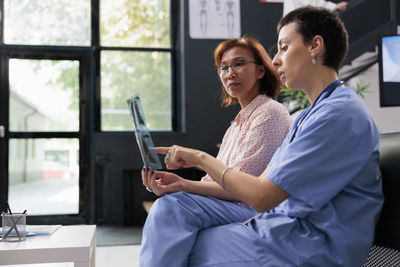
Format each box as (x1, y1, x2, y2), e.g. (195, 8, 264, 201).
(189, 0, 241, 39)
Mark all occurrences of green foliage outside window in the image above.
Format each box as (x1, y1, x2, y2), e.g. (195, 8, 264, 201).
(100, 0, 172, 131)
(101, 51, 171, 131)
(4, 0, 90, 46)
(100, 0, 170, 48)
(50, 0, 172, 131)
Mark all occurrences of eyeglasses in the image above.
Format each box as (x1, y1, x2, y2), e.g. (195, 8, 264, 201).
(217, 59, 259, 77)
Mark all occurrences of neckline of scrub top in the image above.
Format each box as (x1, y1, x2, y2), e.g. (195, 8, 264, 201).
(289, 80, 343, 143)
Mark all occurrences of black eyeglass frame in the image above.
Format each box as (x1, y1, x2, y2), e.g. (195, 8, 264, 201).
(216, 59, 259, 76)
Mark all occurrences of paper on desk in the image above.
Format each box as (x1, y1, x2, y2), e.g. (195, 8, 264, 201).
(26, 225, 62, 235)
(0, 225, 61, 237)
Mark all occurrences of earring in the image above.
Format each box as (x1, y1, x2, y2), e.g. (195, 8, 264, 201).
(311, 58, 316, 65)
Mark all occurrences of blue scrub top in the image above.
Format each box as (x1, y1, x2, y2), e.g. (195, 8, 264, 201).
(258, 84, 384, 266)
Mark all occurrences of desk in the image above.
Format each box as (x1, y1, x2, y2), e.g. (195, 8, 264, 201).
(0, 225, 96, 267)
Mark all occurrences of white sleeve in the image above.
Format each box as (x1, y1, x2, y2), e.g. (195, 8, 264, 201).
(284, 0, 336, 16)
(296, 0, 336, 10)
(306, 0, 337, 10)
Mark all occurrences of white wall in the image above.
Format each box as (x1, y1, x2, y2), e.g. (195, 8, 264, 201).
(348, 63, 400, 134)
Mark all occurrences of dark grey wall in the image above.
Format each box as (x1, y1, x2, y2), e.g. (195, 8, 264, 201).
(92, 1, 284, 225)
(182, 1, 283, 150)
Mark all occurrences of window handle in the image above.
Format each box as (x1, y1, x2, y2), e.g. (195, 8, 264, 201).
(0, 125, 4, 138)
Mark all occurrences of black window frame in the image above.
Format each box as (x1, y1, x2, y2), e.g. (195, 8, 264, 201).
(0, 0, 180, 224)
(0, 45, 92, 224)
(92, 0, 179, 133)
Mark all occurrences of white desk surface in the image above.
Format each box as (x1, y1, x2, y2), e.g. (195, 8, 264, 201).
(0, 225, 96, 266)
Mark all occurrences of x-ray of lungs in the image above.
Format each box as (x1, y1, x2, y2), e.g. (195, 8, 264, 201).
(127, 94, 163, 170)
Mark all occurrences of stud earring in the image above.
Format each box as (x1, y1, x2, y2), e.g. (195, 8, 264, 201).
(311, 58, 316, 64)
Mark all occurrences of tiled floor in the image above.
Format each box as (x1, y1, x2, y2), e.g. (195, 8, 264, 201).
(0, 245, 141, 267)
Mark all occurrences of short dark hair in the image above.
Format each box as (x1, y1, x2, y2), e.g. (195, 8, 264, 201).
(277, 6, 349, 72)
(214, 37, 282, 107)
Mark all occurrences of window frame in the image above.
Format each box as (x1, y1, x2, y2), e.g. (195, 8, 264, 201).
(92, 0, 178, 133)
(0, 0, 179, 223)
(0, 45, 91, 224)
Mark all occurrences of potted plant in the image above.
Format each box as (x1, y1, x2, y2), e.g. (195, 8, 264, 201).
(280, 78, 371, 114)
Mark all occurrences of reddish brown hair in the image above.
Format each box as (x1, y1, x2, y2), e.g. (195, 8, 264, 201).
(214, 37, 282, 107)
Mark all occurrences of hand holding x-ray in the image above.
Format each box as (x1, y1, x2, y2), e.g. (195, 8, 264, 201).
(127, 94, 163, 170)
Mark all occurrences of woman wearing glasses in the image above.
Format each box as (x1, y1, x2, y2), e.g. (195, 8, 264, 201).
(140, 37, 291, 265)
(141, 37, 291, 200)
(141, 7, 383, 267)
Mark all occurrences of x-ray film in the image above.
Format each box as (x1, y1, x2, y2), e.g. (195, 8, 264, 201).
(127, 94, 163, 170)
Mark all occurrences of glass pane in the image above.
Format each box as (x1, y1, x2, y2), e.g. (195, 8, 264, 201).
(4, 0, 90, 46)
(101, 51, 171, 131)
(8, 138, 79, 215)
(9, 59, 79, 132)
(100, 0, 170, 48)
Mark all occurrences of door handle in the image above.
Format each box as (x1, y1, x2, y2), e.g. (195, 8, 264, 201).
(0, 125, 4, 138)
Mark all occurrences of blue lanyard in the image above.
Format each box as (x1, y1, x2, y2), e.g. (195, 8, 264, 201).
(289, 80, 344, 143)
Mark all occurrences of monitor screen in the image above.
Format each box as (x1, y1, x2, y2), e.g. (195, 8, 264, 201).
(379, 35, 400, 106)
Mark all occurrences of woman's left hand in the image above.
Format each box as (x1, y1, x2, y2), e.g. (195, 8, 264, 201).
(141, 167, 185, 196)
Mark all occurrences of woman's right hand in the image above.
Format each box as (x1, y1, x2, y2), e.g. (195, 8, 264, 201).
(156, 145, 202, 170)
(141, 167, 185, 196)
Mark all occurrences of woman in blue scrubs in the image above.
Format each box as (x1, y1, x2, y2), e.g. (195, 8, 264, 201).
(140, 6, 383, 267)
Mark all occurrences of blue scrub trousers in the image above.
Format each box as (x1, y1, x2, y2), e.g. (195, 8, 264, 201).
(139, 192, 262, 267)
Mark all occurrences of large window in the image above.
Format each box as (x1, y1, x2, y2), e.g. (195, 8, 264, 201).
(3, 0, 173, 131)
(0, 0, 174, 219)
(100, 0, 170, 48)
(5, 55, 83, 216)
(100, 0, 172, 131)
(4, 0, 91, 46)
(9, 59, 80, 132)
(101, 51, 172, 131)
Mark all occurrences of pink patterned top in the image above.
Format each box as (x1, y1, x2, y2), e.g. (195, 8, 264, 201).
(202, 94, 292, 182)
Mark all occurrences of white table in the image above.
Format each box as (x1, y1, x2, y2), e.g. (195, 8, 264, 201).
(0, 225, 96, 267)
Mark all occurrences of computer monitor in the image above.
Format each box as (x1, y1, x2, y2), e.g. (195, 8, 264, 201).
(378, 35, 400, 106)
